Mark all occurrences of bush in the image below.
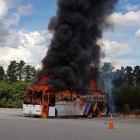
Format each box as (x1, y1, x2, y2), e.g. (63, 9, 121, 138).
(121, 103, 130, 115)
(113, 85, 140, 112)
(135, 109, 140, 115)
(7, 98, 14, 108)
(0, 98, 7, 108)
(0, 82, 28, 108)
(12, 100, 23, 108)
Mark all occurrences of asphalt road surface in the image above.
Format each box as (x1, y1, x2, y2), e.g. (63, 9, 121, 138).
(0, 109, 140, 140)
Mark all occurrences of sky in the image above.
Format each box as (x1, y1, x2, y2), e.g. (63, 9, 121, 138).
(0, 0, 140, 69)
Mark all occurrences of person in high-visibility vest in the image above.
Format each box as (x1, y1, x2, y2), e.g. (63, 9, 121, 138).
(41, 92, 49, 118)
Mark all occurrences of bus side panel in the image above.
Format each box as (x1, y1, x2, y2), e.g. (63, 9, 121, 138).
(23, 104, 42, 116)
(55, 100, 85, 116)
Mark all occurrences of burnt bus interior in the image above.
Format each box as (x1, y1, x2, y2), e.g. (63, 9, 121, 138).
(24, 88, 109, 117)
(24, 90, 42, 105)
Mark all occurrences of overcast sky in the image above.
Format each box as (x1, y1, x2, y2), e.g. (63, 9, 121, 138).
(0, 0, 140, 69)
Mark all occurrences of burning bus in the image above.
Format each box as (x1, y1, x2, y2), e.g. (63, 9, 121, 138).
(22, 0, 117, 118)
(23, 77, 109, 118)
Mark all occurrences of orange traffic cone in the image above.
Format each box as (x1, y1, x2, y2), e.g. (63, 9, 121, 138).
(108, 114, 114, 129)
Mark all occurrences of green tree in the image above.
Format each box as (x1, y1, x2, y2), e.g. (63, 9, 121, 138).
(133, 66, 140, 86)
(100, 62, 115, 90)
(0, 81, 29, 108)
(17, 60, 25, 81)
(113, 85, 140, 111)
(101, 62, 114, 74)
(6, 60, 18, 83)
(0, 66, 5, 81)
(24, 65, 36, 82)
(113, 66, 126, 87)
(125, 66, 134, 86)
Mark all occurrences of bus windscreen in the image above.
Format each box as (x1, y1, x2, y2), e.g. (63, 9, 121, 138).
(24, 90, 42, 105)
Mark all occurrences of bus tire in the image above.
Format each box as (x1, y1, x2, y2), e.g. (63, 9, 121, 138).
(55, 109, 58, 117)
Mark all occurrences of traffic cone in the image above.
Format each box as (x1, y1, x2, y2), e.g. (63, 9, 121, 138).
(108, 114, 114, 129)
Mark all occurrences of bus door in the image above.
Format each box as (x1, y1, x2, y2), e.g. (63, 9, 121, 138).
(41, 91, 49, 118)
(49, 94, 55, 107)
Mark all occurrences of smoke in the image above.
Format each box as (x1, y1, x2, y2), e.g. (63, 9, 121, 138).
(103, 74, 116, 114)
(38, 0, 118, 90)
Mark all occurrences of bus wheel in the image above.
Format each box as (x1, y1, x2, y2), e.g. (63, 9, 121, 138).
(55, 109, 58, 117)
(94, 109, 98, 117)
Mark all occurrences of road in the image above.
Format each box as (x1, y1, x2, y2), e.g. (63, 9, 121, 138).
(0, 109, 140, 140)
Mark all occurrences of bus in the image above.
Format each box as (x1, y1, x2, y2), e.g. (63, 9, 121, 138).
(23, 85, 109, 118)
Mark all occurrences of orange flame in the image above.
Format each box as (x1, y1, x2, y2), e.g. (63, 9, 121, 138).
(89, 80, 97, 90)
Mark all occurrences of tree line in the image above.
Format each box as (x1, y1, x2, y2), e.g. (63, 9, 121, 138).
(0, 60, 36, 83)
(100, 63, 140, 114)
(0, 60, 36, 108)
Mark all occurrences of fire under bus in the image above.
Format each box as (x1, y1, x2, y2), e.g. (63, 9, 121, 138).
(23, 84, 109, 118)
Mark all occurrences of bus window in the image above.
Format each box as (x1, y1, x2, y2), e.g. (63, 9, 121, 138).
(23, 90, 32, 104)
(49, 94, 55, 107)
(32, 91, 42, 105)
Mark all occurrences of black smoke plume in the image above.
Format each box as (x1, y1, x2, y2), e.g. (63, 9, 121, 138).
(37, 0, 118, 90)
